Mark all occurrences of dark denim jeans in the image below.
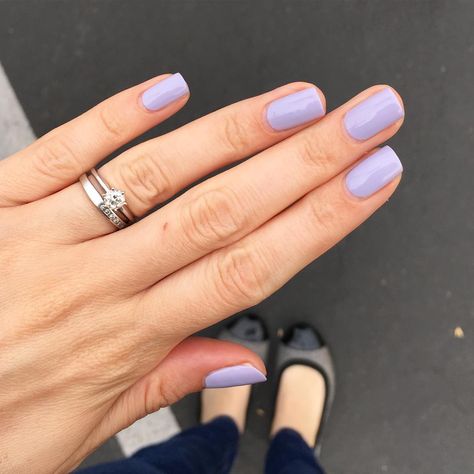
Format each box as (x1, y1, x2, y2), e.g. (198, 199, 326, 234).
(78, 416, 325, 474)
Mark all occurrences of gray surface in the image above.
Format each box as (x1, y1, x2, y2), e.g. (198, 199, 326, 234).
(0, 62, 34, 157)
(1, 1, 473, 473)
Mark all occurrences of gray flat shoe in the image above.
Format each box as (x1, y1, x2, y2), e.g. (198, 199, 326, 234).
(219, 313, 270, 362)
(275, 323, 336, 454)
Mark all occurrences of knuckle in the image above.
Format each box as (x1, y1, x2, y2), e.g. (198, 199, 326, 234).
(149, 377, 182, 412)
(220, 111, 254, 155)
(98, 104, 128, 141)
(214, 245, 269, 308)
(182, 188, 246, 250)
(119, 153, 173, 209)
(297, 133, 333, 176)
(32, 135, 82, 179)
(306, 193, 341, 240)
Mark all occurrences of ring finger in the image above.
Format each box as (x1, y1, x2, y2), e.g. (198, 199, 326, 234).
(40, 82, 326, 240)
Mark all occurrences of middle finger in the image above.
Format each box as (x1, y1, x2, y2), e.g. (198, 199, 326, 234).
(106, 85, 404, 292)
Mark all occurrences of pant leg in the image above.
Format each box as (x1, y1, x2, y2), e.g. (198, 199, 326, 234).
(77, 416, 239, 474)
(264, 428, 325, 474)
(76, 457, 164, 474)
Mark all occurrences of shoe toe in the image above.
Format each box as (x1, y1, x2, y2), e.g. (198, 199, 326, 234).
(282, 323, 324, 350)
(228, 314, 268, 342)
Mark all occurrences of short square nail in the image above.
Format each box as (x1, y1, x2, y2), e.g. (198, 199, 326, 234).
(344, 88, 404, 141)
(345, 146, 403, 198)
(141, 73, 189, 111)
(266, 88, 325, 131)
(204, 365, 267, 388)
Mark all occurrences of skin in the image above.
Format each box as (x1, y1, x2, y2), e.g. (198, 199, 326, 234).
(0, 74, 404, 473)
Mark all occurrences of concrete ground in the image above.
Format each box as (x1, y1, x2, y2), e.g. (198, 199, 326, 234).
(1, 1, 473, 473)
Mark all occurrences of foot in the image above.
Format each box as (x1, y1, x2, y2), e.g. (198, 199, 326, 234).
(201, 315, 269, 433)
(271, 364, 326, 446)
(270, 325, 327, 447)
(201, 384, 251, 433)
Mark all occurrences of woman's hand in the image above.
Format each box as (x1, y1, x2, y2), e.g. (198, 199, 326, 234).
(0, 73, 404, 473)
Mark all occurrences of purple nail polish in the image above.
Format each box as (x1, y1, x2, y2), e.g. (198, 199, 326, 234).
(141, 73, 189, 111)
(344, 88, 404, 140)
(204, 365, 267, 388)
(266, 88, 325, 131)
(345, 146, 403, 198)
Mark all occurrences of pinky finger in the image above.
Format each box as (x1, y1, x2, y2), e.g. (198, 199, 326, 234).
(143, 146, 403, 335)
(0, 73, 189, 206)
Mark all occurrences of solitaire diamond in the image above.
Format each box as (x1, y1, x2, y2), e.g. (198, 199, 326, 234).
(102, 188, 126, 210)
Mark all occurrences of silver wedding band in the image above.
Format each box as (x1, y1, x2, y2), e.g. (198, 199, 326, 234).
(80, 168, 134, 229)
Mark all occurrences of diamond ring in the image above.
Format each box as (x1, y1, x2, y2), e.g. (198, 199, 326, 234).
(80, 168, 134, 229)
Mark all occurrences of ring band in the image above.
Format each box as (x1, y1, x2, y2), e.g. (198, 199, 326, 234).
(80, 168, 134, 229)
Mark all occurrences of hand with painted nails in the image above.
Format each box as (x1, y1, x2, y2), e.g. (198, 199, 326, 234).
(0, 73, 404, 473)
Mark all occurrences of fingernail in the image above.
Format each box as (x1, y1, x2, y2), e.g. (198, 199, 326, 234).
(141, 73, 189, 111)
(344, 88, 404, 140)
(204, 365, 267, 389)
(266, 88, 325, 131)
(346, 146, 403, 198)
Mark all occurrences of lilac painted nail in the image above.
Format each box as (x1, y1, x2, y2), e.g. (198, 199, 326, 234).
(141, 73, 189, 111)
(344, 88, 404, 140)
(346, 146, 403, 198)
(204, 365, 267, 388)
(266, 88, 325, 131)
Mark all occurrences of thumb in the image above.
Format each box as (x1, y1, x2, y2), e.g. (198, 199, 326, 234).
(138, 336, 267, 406)
(94, 336, 266, 439)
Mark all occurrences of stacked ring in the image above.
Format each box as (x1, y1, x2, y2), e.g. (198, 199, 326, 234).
(80, 168, 134, 229)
